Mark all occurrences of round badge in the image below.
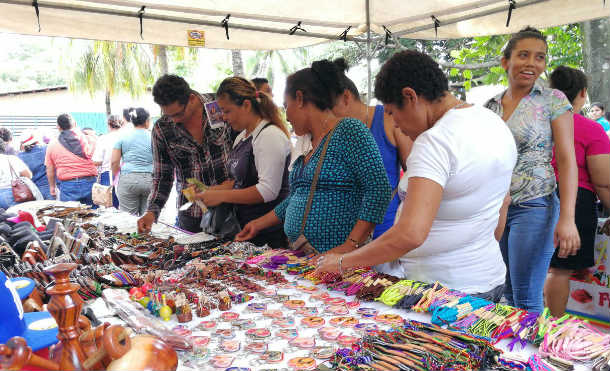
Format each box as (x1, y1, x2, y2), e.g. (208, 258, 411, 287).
(301, 316, 325, 328)
(272, 317, 295, 328)
(191, 347, 210, 360)
(189, 336, 210, 348)
(354, 322, 378, 335)
(296, 307, 319, 316)
(310, 346, 335, 360)
(324, 297, 346, 306)
(289, 337, 316, 349)
(310, 292, 330, 302)
(287, 356, 316, 370)
(246, 328, 271, 339)
(221, 312, 240, 321)
(284, 300, 306, 309)
(210, 355, 234, 368)
(172, 325, 192, 337)
(375, 314, 404, 325)
(276, 328, 298, 340)
(215, 329, 236, 339)
(260, 350, 284, 363)
(337, 335, 359, 347)
(231, 319, 256, 330)
(329, 316, 359, 327)
(245, 342, 268, 353)
(261, 288, 276, 297)
(296, 285, 318, 293)
(346, 300, 360, 309)
(357, 307, 378, 318)
(196, 320, 217, 330)
(247, 302, 267, 313)
(220, 340, 241, 353)
(326, 305, 349, 315)
(263, 309, 284, 319)
(317, 327, 341, 341)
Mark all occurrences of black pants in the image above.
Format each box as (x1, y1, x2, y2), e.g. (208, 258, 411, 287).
(551, 187, 596, 270)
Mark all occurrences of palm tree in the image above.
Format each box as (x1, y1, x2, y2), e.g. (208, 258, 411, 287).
(150, 45, 199, 76)
(70, 41, 154, 115)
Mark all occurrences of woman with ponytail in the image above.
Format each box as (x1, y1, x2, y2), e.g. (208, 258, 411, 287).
(236, 61, 391, 254)
(111, 108, 153, 216)
(193, 77, 291, 247)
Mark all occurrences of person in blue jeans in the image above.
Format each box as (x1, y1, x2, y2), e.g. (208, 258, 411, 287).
(45, 114, 98, 206)
(485, 27, 580, 312)
(17, 134, 53, 200)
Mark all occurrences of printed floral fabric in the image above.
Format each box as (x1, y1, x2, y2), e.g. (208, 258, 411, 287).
(485, 84, 572, 204)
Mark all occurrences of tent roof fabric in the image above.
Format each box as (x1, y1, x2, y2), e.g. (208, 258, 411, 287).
(0, 0, 608, 49)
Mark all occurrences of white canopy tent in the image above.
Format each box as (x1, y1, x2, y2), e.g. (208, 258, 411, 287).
(0, 0, 608, 50)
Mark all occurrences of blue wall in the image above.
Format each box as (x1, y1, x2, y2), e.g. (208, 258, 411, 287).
(70, 112, 108, 134)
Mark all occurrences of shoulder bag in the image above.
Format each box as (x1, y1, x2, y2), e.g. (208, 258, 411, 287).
(8, 158, 36, 203)
(289, 124, 338, 255)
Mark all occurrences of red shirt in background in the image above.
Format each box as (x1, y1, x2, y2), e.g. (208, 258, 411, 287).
(552, 113, 610, 192)
(45, 129, 97, 181)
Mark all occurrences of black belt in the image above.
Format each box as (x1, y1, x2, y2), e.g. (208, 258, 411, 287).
(64, 176, 96, 182)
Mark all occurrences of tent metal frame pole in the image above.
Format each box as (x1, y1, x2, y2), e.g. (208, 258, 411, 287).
(87, 0, 352, 29)
(394, 0, 550, 38)
(365, 0, 372, 105)
(0, 0, 359, 42)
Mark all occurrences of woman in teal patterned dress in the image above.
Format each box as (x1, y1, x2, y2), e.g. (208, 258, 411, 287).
(236, 60, 391, 254)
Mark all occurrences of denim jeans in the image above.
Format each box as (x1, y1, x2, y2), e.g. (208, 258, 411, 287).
(500, 193, 559, 312)
(0, 188, 16, 209)
(58, 177, 96, 206)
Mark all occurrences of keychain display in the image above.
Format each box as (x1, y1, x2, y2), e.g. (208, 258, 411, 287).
(329, 316, 359, 327)
(276, 328, 298, 340)
(326, 305, 348, 315)
(195, 320, 217, 331)
(263, 309, 285, 319)
(272, 317, 296, 328)
(356, 307, 378, 318)
(259, 350, 284, 364)
(310, 346, 335, 360)
(210, 355, 235, 368)
(219, 339, 241, 353)
(215, 329, 236, 339)
(284, 299, 306, 309)
(221, 311, 240, 321)
(287, 357, 316, 370)
(301, 316, 325, 328)
(246, 328, 271, 340)
(318, 327, 341, 341)
(231, 319, 256, 330)
(244, 341, 268, 353)
(289, 336, 316, 349)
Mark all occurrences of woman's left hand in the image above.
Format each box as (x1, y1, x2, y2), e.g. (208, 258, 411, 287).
(554, 217, 581, 258)
(314, 253, 342, 274)
(197, 190, 225, 207)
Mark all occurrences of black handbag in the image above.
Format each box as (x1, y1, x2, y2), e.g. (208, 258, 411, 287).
(200, 203, 241, 239)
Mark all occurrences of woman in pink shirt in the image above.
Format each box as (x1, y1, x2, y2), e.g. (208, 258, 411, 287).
(545, 66, 610, 317)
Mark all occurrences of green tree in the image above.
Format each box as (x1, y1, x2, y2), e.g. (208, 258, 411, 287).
(70, 41, 154, 115)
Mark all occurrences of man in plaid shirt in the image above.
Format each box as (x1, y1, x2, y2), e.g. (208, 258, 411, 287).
(138, 75, 233, 233)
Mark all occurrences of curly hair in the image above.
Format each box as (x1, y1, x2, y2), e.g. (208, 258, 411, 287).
(374, 50, 448, 107)
(152, 74, 192, 106)
(0, 128, 12, 143)
(549, 66, 587, 104)
(503, 26, 547, 59)
(285, 59, 345, 111)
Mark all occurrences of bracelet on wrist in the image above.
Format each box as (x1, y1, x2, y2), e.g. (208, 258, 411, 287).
(338, 255, 345, 276)
(347, 237, 359, 248)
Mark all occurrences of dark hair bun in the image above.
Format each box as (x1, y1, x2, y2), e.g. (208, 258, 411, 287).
(333, 58, 349, 74)
(311, 60, 344, 99)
